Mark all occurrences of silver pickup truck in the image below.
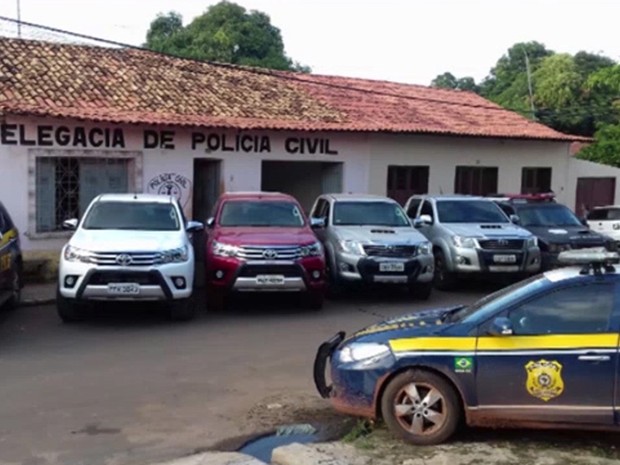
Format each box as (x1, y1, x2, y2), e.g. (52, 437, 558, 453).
(309, 194, 435, 299)
(404, 195, 541, 289)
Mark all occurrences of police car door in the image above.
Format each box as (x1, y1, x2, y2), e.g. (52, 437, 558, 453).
(474, 281, 618, 425)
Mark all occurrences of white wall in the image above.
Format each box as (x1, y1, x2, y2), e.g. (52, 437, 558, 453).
(367, 134, 572, 202)
(0, 116, 370, 251)
(567, 158, 620, 209)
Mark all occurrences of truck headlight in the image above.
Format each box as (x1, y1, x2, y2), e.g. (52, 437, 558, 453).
(338, 343, 392, 367)
(212, 241, 241, 257)
(300, 241, 323, 258)
(162, 245, 189, 263)
(338, 240, 366, 256)
(452, 235, 477, 248)
(63, 245, 93, 263)
(418, 242, 432, 255)
(526, 237, 538, 248)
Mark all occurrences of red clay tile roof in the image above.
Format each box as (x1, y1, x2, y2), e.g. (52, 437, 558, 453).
(0, 38, 586, 141)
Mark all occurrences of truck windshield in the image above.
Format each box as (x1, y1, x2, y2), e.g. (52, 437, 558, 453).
(333, 202, 410, 227)
(219, 201, 305, 227)
(437, 200, 508, 224)
(83, 202, 181, 231)
(518, 205, 582, 227)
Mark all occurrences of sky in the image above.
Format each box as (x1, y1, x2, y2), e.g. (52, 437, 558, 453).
(1, 0, 620, 86)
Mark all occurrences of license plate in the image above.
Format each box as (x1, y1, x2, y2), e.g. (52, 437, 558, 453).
(107, 283, 140, 295)
(489, 266, 519, 272)
(379, 262, 405, 272)
(256, 275, 286, 285)
(493, 254, 517, 264)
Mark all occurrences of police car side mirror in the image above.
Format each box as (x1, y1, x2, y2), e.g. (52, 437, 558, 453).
(510, 214, 520, 224)
(489, 317, 513, 336)
(580, 217, 589, 227)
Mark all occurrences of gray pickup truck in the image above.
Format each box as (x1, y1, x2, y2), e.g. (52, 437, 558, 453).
(404, 195, 541, 289)
(309, 194, 434, 299)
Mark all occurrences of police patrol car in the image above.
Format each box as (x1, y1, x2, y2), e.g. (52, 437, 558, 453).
(314, 249, 620, 444)
(0, 201, 22, 309)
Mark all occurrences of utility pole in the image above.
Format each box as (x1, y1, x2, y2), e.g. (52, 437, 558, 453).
(523, 47, 536, 120)
(16, 0, 21, 38)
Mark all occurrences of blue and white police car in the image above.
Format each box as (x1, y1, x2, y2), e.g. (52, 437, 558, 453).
(314, 249, 620, 444)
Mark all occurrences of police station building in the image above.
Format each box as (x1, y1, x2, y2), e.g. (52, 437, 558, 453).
(0, 37, 602, 254)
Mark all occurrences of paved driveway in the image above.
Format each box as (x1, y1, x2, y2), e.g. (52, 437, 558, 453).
(0, 288, 487, 465)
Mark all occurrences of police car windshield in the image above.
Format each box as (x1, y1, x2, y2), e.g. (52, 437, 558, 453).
(517, 204, 582, 227)
(450, 275, 548, 323)
(436, 200, 508, 224)
(333, 201, 410, 227)
(83, 202, 181, 231)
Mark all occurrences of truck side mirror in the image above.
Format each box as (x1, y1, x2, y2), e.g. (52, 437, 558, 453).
(418, 214, 433, 225)
(186, 221, 204, 232)
(206, 217, 215, 229)
(62, 218, 78, 230)
(311, 217, 326, 229)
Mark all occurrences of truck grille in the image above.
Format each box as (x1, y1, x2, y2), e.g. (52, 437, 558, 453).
(237, 245, 302, 260)
(478, 239, 524, 250)
(89, 252, 163, 266)
(363, 245, 417, 258)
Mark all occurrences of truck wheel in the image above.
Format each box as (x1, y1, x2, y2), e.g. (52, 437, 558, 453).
(409, 282, 432, 300)
(433, 250, 457, 290)
(381, 370, 460, 445)
(168, 297, 197, 321)
(303, 291, 324, 310)
(208, 289, 227, 312)
(6, 269, 22, 309)
(56, 289, 84, 323)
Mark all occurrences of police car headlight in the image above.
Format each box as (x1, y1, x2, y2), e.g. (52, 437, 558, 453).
(418, 242, 432, 255)
(64, 245, 93, 263)
(452, 235, 478, 248)
(338, 343, 392, 365)
(526, 237, 538, 248)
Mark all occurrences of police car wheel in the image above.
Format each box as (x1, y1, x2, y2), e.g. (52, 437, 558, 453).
(6, 269, 21, 309)
(382, 370, 460, 445)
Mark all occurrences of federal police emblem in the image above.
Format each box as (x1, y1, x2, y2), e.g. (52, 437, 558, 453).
(525, 359, 564, 401)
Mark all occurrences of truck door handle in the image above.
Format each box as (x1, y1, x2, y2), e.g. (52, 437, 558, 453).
(578, 355, 610, 362)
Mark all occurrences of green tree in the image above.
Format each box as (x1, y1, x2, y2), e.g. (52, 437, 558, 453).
(144, 1, 309, 72)
(431, 72, 479, 92)
(579, 123, 620, 167)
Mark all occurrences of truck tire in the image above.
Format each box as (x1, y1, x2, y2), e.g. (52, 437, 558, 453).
(56, 289, 84, 323)
(168, 297, 197, 321)
(409, 281, 432, 300)
(433, 250, 457, 291)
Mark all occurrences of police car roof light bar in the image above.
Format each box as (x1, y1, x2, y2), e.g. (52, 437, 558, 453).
(557, 249, 620, 275)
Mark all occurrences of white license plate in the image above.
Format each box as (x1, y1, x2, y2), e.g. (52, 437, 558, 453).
(107, 283, 140, 295)
(493, 254, 517, 264)
(379, 262, 405, 272)
(256, 275, 286, 285)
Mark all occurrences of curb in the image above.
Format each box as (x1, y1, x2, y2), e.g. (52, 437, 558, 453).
(19, 298, 56, 308)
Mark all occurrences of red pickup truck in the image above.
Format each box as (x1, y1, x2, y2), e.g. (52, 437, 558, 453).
(205, 192, 326, 310)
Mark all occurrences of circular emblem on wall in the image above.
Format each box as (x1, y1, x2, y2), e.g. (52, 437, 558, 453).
(146, 173, 192, 208)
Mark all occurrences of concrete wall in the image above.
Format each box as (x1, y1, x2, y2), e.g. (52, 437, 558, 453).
(567, 158, 620, 209)
(367, 134, 572, 203)
(0, 116, 370, 251)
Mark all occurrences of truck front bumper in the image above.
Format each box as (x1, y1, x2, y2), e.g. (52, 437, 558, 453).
(335, 252, 434, 284)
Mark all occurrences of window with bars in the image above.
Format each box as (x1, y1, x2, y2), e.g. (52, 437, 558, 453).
(35, 157, 131, 232)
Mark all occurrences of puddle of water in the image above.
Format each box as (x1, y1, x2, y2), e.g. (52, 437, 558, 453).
(238, 433, 318, 462)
